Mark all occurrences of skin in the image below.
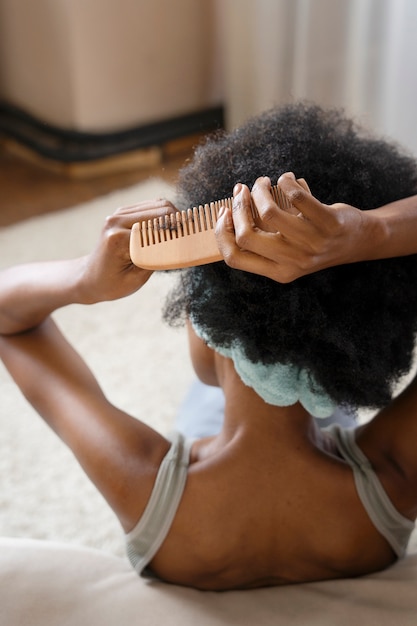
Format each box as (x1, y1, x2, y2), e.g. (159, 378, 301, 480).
(1, 192, 417, 591)
(215, 173, 417, 283)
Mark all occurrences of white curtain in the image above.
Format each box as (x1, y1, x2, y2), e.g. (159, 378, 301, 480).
(220, 0, 417, 155)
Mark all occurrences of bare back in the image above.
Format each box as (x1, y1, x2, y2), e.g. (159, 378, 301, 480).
(146, 361, 404, 590)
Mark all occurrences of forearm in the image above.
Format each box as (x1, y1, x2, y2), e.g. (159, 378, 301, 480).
(0, 201, 163, 335)
(0, 257, 88, 335)
(361, 194, 417, 261)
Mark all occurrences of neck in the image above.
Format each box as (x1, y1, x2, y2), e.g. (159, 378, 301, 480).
(216, 354, 321, 446)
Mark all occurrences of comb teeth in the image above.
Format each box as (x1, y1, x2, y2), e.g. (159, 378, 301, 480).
(138, 200, 229, 248)
(270, 185, 293, 211)
(129, 184, 296, 270)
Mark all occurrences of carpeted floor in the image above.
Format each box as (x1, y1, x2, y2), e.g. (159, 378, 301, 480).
(0, 177, 195, 557)
(2, 177, 417, 560)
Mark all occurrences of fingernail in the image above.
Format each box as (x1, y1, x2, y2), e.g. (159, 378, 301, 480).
(218, 204, 226, 217)
(234, 183, 242, 195)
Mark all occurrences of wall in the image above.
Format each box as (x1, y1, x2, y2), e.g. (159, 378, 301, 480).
(0, 0, 223, 132)
(2, 0, 415, 156)
(220, 0, 417, 156)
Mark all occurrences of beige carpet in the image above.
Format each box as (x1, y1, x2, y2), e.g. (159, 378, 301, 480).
(0, 178, 195, 557)
(2, 178, 417, 560)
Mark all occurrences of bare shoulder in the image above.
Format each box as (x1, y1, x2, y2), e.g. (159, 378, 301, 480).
(355, 376, 417, 521)
(148, 433, 398, 589)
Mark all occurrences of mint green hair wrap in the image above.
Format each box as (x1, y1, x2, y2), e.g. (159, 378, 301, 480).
(192, 321, 336, 419)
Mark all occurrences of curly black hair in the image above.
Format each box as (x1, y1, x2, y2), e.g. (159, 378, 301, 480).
(163, 102, 417, 411)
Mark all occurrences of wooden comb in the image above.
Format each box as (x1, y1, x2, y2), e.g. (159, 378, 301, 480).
(129, 181, 309, 270)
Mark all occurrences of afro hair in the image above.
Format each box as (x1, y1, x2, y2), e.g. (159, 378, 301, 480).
(164, 102, 417, 412)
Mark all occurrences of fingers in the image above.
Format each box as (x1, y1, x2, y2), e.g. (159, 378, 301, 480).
(107, 198, 177, 229)
(115, 198, 177, 216)
(216, 181, 284, 256)
(250, 176, 309, 228)
(215, 211, 303, 283)
(277, 173, 331, 223)
(295, 178, 311, 194)
(215, 185, 305, 283)
(216, 174, 358, 283)
(243, 177, 314, 244)
(217, 183, 269, 256)
(250, 177, 285, 231)
(231, 182, 257, 229)
(228, 180, 313, 253)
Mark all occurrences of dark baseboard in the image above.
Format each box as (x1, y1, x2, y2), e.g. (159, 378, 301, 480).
(0, 102, 224, 163)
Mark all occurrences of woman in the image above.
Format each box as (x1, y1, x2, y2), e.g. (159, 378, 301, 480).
(1, 103, 417, 590)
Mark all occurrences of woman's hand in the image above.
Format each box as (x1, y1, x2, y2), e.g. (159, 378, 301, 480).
(215, 174, 368, 283)
(80, 198, 177, 303)
(0, 198, 177, 335)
